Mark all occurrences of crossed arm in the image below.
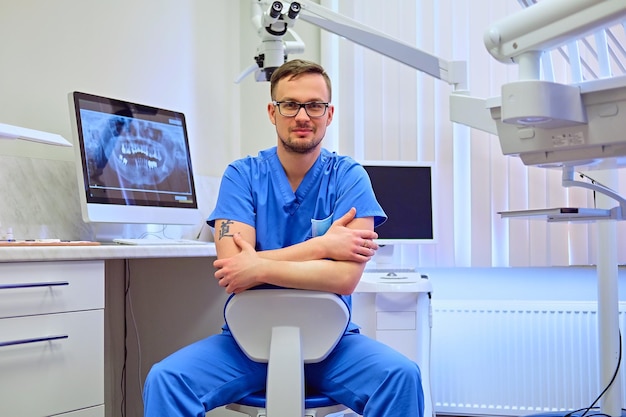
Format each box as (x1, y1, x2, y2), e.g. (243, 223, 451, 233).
(212, 207, 378, 295)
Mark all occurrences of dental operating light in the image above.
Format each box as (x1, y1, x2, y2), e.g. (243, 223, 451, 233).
(236, 1, 305, 83)
(481, 0, 626, 169)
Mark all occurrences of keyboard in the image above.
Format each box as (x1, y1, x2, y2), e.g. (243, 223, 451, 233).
(112, 238, 211, 246)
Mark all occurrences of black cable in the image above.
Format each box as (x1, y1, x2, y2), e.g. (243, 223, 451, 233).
(577, 171, 598, 207)
(570, 329, 623, 417)
(566, 407, 589, 417)
(577, 172, 613, 191)
(584, 413, 620, 417)
(121, 259, 131, 417)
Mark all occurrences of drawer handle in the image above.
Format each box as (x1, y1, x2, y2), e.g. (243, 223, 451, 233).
(0, 281, 69, 290)
(0, 334, 69, 348)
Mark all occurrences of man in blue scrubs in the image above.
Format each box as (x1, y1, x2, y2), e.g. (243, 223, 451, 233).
(143, 59, 424, 417)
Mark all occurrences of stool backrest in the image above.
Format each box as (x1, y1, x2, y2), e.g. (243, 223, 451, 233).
(224, 289, 350, 363)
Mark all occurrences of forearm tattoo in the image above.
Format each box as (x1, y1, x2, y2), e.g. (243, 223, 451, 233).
(218, 220, 235, 240)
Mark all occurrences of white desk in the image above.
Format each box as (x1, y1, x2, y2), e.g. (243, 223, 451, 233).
(0, 244, 220, 417)
(353, 272, 434, 417)
(0, 245, 431, 417)
(0, 242, 217, 263)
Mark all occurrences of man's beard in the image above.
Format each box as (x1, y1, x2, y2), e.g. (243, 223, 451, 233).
(279, 126, 322, 154)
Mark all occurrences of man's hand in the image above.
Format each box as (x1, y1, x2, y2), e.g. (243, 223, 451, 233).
(320, 207, 379, 262)
(213, 233, 264, 294)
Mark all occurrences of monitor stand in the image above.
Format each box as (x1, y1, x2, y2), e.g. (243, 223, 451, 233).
(83, 223, 199, 243)
(366, 244, 416, 273)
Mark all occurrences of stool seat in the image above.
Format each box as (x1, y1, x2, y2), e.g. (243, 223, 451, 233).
(236, 390, 341, 409)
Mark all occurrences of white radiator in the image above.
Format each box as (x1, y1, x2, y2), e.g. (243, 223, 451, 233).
(431, 300, 626, 416)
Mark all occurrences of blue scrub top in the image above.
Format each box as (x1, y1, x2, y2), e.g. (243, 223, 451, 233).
(208, 147, 387, 329)
(208, 147, 385, 241)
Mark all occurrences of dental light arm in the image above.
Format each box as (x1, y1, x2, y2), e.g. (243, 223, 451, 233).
(485, 0, 626, 66)
(240, 1, 495, 132)
(239, 0, 467, 89)
(292, 1, 498, 134)
(561, 166, 626, 219)
(295, 1, 467, 89)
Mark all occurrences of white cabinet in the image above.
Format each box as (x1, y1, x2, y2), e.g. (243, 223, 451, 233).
(0, 261, 105, 417)
(353, 273, 435, 417)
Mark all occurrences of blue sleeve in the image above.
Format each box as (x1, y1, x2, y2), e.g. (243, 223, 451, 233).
(336, 162, 387, 228)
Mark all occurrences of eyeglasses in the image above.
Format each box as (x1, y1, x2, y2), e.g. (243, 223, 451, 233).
(272, 101, 329, 118)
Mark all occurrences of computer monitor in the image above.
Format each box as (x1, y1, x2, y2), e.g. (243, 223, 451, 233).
(362, 161, 435, 245)
(69, 91, 200, 236)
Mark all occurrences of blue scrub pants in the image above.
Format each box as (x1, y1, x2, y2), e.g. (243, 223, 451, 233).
(143, 330, 424, 417)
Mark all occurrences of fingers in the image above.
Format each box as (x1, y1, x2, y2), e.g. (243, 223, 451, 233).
(213, 258, 224, 269)
(359, 233, 378, 249)
(357, 248, 375, 262)
(232, 232, 253, 251)
(360, 230, 378, 240)
(333, 207, 357, 227)
(213, 234, 258, 294)
(360, 238, 377, 251)
(361, 234, 378, 251)
(232, 231, 243, 246)
(213, 266, 234, 293)
(355, 238, 376, 261)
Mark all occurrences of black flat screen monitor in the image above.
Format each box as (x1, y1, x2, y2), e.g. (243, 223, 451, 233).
(362, 161, 435, 245)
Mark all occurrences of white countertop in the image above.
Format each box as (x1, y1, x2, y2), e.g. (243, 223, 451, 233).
(0, 242, 217, 262)
(0, 244, 432, 294)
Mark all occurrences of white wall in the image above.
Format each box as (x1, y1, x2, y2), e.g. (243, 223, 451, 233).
(0, 0, 240, 177)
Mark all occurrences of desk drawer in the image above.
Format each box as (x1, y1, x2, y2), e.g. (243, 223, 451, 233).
(0, 260, 104, 318)
(0, 309, 104, 417)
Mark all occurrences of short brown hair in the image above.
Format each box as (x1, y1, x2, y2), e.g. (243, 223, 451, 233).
(269, 59, 332, 102)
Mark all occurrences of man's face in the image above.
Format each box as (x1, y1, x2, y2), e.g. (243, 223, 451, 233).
(268, 73, 334, 154)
